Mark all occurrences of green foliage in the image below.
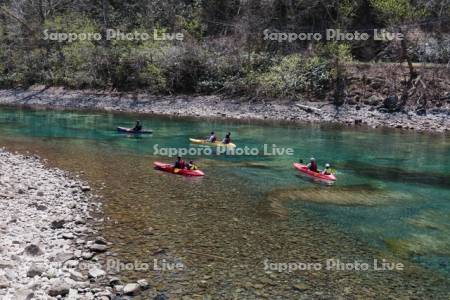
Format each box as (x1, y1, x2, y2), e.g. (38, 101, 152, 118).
(42, 14, 102, 88)
(0, 0, 447, 98)
(370, 0, 429, 24)
(236, 54, 333, 99)
(317, 43, 353, 62)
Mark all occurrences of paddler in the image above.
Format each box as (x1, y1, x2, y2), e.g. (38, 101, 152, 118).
(173, 156, 186, 169)
(307, 157, 318, 172)
(187, 160, 198, 170)
(321, 163, 332, 175)
(132, 120, 143, 132)
(222, 132, 231, 144)
(208, 132, 217, 143)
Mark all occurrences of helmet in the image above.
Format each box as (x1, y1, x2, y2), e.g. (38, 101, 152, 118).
(325, 163, 330, 168)
(310, 157, 315, 161)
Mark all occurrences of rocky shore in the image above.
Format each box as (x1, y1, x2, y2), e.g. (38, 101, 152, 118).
(0, 149, 117, 299)
(0, 87, 449, 133)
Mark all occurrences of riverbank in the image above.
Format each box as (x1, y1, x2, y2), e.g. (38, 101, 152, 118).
(0, 87, 449, 133)
(0, 149, 113, 298)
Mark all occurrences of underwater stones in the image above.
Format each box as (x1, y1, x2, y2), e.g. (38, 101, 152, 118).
(293, 282, 309, 292)
(266, 185, 406, 208)
(154, 293, 169, 300)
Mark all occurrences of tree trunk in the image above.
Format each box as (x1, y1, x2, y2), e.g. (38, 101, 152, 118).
(333, 56, 345, 106)
(399, 28, 417, 81)
(397, 28, 417, 110)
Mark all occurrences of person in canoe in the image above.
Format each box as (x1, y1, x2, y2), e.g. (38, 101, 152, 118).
(321, 163, 332, 175)
(173, 156, 186, 169)
(187, 160, 198, 170)
(222, 132, 231, 144)
(132, 120, 143, 132)
(208, 132, 217, 143)
(307, 158, 318, 172)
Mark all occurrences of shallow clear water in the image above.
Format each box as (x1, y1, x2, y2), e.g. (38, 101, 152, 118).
(0, 106, 449, 296)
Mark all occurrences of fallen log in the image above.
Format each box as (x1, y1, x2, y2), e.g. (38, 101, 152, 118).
(296, 104, 322, 114)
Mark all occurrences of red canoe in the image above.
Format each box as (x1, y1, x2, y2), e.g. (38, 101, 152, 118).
(293, 163, 336, 182)
(154, 161, 205, 177)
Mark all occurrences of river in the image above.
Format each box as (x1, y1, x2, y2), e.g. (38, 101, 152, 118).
(0, 106, 449, 298)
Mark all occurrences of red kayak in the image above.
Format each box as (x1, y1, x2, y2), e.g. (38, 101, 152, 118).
(154, 162, 205, 177)
(293, 163, 336, 182)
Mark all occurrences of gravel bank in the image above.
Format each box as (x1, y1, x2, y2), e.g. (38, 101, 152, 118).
(0, 87, 449, 133)
(0, 149, 113, 299)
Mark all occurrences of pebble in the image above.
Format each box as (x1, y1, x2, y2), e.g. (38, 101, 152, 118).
(88, 267, 106, 280)
(0, 150, 111, 298)
(123, 283, 141, 296)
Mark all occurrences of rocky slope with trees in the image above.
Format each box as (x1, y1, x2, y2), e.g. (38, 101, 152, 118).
(0, 0, 449, 126)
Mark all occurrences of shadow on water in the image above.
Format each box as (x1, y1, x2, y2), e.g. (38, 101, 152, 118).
(262, 184, 415, 221)
(339, 160, 450, 188)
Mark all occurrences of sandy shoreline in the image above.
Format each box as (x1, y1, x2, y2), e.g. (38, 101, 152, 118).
(0, 87, 449, 133)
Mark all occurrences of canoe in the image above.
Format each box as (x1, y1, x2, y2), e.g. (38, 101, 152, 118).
(293, 163, 336, 182)
(117, 127, 153, 134)
(154, 161, 205, 177)
(189, 138, 236, 148)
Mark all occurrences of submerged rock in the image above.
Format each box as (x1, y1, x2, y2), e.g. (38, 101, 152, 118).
(266, 185, 409, 208)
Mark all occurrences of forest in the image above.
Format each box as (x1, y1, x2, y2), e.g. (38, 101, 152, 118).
(0, 0, 449, 107)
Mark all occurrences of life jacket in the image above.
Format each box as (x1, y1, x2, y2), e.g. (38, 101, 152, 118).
(310, 161, 318, 172)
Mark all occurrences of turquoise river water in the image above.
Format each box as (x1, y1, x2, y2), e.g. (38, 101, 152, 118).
(0, 106, 449, 298)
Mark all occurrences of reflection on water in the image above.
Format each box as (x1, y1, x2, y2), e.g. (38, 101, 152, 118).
(0, 107, 449, 297)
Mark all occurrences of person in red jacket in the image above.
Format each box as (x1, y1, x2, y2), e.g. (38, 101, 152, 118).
(307, 157, 318, 172)
(173, 156, 186, 169)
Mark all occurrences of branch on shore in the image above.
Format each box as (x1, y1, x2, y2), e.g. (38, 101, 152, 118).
(296, 103, 322, 115)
